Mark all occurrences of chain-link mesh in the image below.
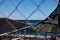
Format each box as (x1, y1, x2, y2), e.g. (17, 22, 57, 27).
(0, 0, 58, 36)
(0, 0, 5, 6)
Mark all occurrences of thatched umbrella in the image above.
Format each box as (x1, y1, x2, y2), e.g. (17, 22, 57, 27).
(33, 16, 59, 33)
(32, 1, 60, 40)
(0, 18, 31, 34)
(33, 4, 59, 33)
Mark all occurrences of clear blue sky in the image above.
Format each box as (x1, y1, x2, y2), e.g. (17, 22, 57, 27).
(0, 0, 59, 20)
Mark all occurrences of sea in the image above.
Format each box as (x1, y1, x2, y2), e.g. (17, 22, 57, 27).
(16, 20, 42, 25)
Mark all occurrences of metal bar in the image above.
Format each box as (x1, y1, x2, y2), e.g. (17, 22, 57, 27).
(8, 9, 16, 17)
(31, 0, 51, 20)
(6, 19, 17, 30)
(8, 0, 25, 18)
(9, 0, 36, 29)
(0, 0, 5, 5)
(0, 11, 6, 17)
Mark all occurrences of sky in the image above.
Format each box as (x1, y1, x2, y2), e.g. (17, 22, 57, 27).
(0, 0, 59, 20)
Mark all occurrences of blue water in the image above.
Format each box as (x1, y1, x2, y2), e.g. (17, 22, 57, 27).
(16, 20, 42, 25)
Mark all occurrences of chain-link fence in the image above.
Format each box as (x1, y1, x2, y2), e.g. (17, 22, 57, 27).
(0, 0, 59, 40)
(0, 0, 59, 38)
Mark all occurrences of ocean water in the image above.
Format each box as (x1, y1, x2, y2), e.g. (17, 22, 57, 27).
(16, 20, 42, 25)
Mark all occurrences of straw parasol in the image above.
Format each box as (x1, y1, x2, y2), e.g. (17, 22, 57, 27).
(0, 18, 30, 34)
(32, 1, 60, 40)
(33, 1, 60, 33)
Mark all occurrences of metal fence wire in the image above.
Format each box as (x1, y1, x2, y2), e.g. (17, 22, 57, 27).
(0, 0, 58, 33)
